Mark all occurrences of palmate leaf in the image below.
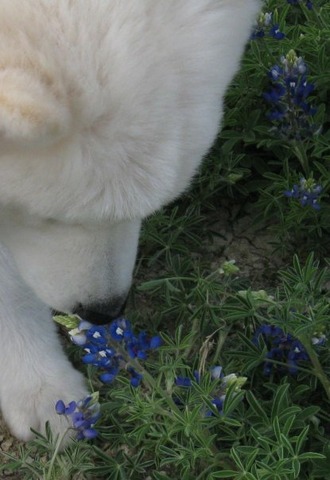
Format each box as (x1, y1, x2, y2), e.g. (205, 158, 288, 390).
(271, 383, 290, 420)
(254, 459, 294, 479)
(246, 391, 270, 426)
(229, 332, 267, 372)
(234, 446, 260, 471)
(250, 428, 278, 452)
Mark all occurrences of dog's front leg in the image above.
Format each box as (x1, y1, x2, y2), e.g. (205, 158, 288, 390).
(0, 243, 87, 442)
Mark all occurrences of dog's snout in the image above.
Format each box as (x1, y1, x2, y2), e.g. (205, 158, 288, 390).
(74, 296, 128, 325)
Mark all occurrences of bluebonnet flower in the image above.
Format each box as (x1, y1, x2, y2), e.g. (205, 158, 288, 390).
(253, 324, 310, 375)
(69, 320, 93, 346)
(56, 392, 101, 440)
(175, 370, 200, 387)
(175, 367, 247, 416)
(175, 376, 193, 387)
(284, 177, 322, 210)
(263, 50, 318, 139)
(269, 24, 285, 40)
(109, 318, 132, 341)
(69, 317, 162, 387)
(127, 367, 143, 388)
(287, 0, 313, 10)
(251, 12, 285, 40)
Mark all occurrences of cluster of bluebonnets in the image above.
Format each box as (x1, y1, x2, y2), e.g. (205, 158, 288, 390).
(251, 11, 285, 40)
(252, 5, 322, 208)
(55, 393, 101, 440)
(55, 318, 162, 440)
(284, 177, 323, 210)
(263, 50, 318, 139)
(252, 0, 314, 41)
(69, 318, 162, 386)
(55, 310, 327, 440)
(253, 324, 326, 376)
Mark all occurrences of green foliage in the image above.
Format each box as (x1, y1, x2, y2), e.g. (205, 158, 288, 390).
(194, 0, 330, 256)
(2, 253, 329, 479)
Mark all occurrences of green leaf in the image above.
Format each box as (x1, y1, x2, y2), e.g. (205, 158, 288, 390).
(230, 448, 244, 470)
(272, 416, 282, 445)
(296, 406, 320, 422)
(246, 391, 270, 426)
(271, 384, 290, 420)
(52, 314, 80, 329)
(245, 449, 260, 471)
(298, 452, 326, 461)
(210, 471, 238, 479)
(279, 433, 295, 456)
(278, 407, 300, 425)
(223, 389, 245, 417)
(295, 426, 310, 455)
(250, 429, 277, 451)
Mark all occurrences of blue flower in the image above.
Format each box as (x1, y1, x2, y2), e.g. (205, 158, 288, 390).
(109, 318, 132, 340)
(175, 376, 193, 387)
(69, 320, 93, 346)
(264, 50, 319, 139)
(251, 29, 265, 39)
(263, 84, 286, 104)
(86, 326, 107, 345)
(55, 400, 76, 416)
(127, 367, 143, 388)
(150, 336, 162, 349)
(69, 318, 162, 387)
(287, 0, 313, 10)
(210, 366, 224, 379)
(270, 24, 285, 40)
(251, 12, 285, 40)
(284, 177, 322, 210)
(55, 393, 100, 441)
(269, 65, 283, 81)
(211, 397, 225, 413)
(253, 324, 310, 376)
(175, 368, 246, 417)
(99, 365, 120, 384)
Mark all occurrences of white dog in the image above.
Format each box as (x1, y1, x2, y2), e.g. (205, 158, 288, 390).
(0, 0, 259, 441)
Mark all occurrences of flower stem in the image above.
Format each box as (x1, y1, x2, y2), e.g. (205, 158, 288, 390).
(299, 336, 330, 401)
(46, 428, 71, 480)
(182, 316, 200, 360)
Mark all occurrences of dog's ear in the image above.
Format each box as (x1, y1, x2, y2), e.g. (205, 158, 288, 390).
(0, 69, 71, 148)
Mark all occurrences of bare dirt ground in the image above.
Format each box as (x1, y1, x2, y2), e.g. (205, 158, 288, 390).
(203, 203, 285, 287)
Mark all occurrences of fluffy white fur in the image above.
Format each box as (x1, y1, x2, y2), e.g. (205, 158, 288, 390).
(0, 0, 260, 441)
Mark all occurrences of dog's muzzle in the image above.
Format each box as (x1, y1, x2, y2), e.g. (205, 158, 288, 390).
(72, 296, 128, 325)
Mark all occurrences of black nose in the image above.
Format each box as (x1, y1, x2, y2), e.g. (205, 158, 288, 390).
(73, 296, 128, 325)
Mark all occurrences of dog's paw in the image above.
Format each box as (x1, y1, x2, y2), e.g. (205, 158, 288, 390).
(1, 367, 87, 443)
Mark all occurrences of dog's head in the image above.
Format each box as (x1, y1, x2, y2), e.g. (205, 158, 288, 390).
(0, 65, 162, 323)
(0, 48, 208, 324)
